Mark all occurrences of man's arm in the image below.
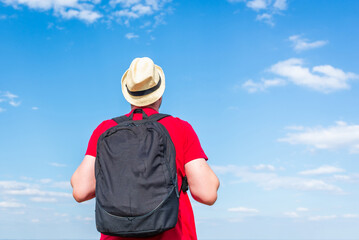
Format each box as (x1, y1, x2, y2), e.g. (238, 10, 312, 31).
(71, 155, 96, 203)
(185, 158, 220, 206)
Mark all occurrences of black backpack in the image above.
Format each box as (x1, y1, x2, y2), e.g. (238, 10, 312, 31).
(95, 109, 187, 237)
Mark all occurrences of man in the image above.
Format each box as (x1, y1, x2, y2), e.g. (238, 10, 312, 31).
(71, 57, 220, 240)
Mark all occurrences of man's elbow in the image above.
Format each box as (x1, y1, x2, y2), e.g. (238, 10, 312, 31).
(200, 192, 218, 206)
(72, 189, 87, 203)
(191, 187, 219, 206)
(72, 188, 95, 203)
(202, 178, 220, 205)
(190, 177, 220, 205)
(71, 179, 95, 203)
(71, 178, 83, 203)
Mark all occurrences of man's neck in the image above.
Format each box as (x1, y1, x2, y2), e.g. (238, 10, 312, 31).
(131, 105, 159, 112)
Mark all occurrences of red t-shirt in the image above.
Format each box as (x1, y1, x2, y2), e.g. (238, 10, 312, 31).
(85, 107, 208, 240)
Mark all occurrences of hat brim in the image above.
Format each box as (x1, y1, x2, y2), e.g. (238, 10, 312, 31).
(121, 65, 165, 107)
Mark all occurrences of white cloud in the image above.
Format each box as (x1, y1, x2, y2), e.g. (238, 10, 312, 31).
(333, 175, 351, 181)
(31, 218, 40, 223)
(39, 179, 52, 184)
(0, 180, 72, 199)
(289, 35, 328, 52)
(273, 0, 287, 10)
(0, 201, 26, 208)
(342, 214, 359, 218)
(253, 164, 276, 171)
(32, 107, 39, 110)
(0, 0, 170, 24)
(3, 91, 18, 99)
(267, 177, 343, 193)
(228, 0, 288, 25)
(5, 188, 72, 197)
(284, 211, 299, 218)
(285, 125, 305, 131)
(332, 174, 359, 183)
(115, 9, 140, 18)
(0, 107, 6, 113)
(227, 218, 243, 223)
(309, 215, 337, 221)
(279, 121, 359, 153)
(49, 162, 67, 167)
(9, 100, 21, 107)
(76, 215, 93, 221)
(145, 0, 162, 11)
(52, 181, 72, 189)
(269, 58, 358, 93)
(54, 212, 69, 217)
(256, 13, 273, 26)
(246, 0, 267, 10)
(0, 0, 102, 23)
(242, 78, 286, 93)
(153, 11, 166, 27)
(0, 181, 31, 189)
(110, 0, 141, 7)
(297, 207, 309, 212)
(112, 0, 170, 27)
(227, 0, 246, 2)
(47, 22, 63, 30)
(125, 32, 139, 39)
(228, 207, 259, 213)
(212, 165, 344, 194)
(20, 176, 33, 181)
(242, 59, 358, 93)
(140, 20, 151, 28)
(131, 3, 153, 15)
(0, 91, 21, 107)
(58, 8, 102, 23)
(299, 166, 345, 175)
(30, 197, 57, 202)
(13, 211, 26, 214)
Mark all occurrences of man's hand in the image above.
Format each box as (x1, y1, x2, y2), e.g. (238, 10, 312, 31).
(71, 155, 96, 203)
(185, 158, 220, 205)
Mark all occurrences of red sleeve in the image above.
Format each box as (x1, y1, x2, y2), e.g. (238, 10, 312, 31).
(182, 121, 208, 164)
(85, 120, 117, 157)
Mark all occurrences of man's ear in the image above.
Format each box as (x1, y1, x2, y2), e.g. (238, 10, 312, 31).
(158, 97, 163, 109)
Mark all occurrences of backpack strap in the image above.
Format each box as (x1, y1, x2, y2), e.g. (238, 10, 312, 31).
(149, 113, 171, 122)
(150, 113, 189, 195)
(112, 115, 130, 124)
(112, 112, 171, 124)
(129, 108, 149, 120)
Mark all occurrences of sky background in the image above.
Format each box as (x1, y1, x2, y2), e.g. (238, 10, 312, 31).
(1, 0, 359, 239)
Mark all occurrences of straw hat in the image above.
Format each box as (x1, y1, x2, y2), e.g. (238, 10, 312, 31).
(121, 57, 165, 107)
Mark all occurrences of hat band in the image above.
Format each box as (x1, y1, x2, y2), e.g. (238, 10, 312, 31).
(126, 76, 161, 97)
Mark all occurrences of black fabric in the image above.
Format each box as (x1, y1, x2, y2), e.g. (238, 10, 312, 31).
(148, 113, 170, 122)
(95, 113, 178, 237)
(129, 108, 149, 120)
(112, 116, 129, 124)
(181, 176, 189, 193)
(126, 76, 162, 97)
(96, 187, 179, 238)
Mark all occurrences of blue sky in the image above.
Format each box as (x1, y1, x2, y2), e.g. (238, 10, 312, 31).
(1, 0, 359, 239)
